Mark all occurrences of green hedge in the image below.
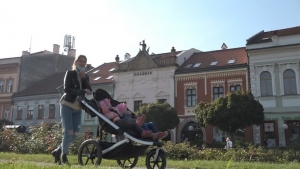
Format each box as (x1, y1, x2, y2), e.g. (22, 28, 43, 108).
(1, 121, 300, 163)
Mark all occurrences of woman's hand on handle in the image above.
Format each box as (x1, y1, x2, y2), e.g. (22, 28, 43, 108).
(84, 89, 92, 95)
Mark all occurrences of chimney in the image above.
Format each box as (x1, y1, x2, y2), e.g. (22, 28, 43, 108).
(22, 51, 30, 56)
(68, 49, 76, 57)
(221, 43, 228, 50)
(171, 47, 176, 56)
(53, 44, 60, 54)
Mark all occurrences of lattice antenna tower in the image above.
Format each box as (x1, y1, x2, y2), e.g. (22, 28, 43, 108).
(63, 34, 75, 55)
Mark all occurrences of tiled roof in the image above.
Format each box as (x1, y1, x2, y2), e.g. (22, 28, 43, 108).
(176, 47, 247, 73)
(247, 26, 300, 45)
(87, 62, 117, 85)
(13, 72, 65, 97)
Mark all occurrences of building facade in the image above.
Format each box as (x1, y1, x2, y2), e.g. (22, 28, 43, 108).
(113, 41, 200, 142)
(175, 46, 252, 144)
(12, 72, 65, 130)
(247, 26, 300, 146)
(0, 57, 21, 121)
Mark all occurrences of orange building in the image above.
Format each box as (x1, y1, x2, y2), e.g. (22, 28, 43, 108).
(174, 45, 252, 144)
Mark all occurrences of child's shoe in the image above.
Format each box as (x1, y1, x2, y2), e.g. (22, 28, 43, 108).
(136, 114, 146, 126)
(157, 131, 168, 140)
(151, 133, 158, 140)
(141, 130, 153, 138)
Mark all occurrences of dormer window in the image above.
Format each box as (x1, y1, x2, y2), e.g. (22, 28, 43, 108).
(185, 64, 193, 68)
(193, 63, 201, 67)
(210, 61, 218, 66)
(228, 59, 236, 64)
(93, 70, 99, 73)
(109, 68, 115, 71)
(94, 77, 101, 80)
(106, 76, 113, 79)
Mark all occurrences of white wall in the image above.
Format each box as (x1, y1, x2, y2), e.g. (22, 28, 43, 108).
(114, 67, 176, 111)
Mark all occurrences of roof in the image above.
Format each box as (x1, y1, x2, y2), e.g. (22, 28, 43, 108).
(176, 47, 247, 73)
(247, 26, 300, 45)
(13, 72, 65, 97)
(87, 62, 117, 85)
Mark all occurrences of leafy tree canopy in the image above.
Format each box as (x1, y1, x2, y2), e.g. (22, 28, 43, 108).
(195, 91, 264, 133)
(136, 102, 180, 131)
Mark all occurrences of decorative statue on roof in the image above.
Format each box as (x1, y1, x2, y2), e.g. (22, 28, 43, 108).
(140, 40, 147, 51)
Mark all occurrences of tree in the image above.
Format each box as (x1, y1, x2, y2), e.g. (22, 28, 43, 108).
(195, 91, 264, 138)
(136, 102, 180, 131)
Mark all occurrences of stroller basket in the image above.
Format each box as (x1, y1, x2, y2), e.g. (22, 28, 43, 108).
(100, 142, 148, 160)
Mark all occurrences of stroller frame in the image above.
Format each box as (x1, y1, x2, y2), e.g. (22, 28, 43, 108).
(77, 90, 167, 169)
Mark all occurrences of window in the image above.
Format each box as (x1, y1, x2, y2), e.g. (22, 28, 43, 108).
(230, 85, 241, 92)
(210, 61, 218, 66)
(7, 80, 13, 92)
(27, 106, 33, 120)
(49, 104, 55, 119)
(193, 63, 201, 67)
(228, 59, 236, 64)
(93, 70, 99, 73)
(38, 105, 44, 119)
(0, 80, 3, 93)
(16, 107, 23, 120)
(185, 64, 193, 68)
(260, 71, 273, 96)
(287, 121, 300, 145)
(157, 99, 167, 103)
(186, 89, 196, 107)
(106, 76, 113, 79)
(283, 69, 297, 95)
(4, 107, 10, 120)
(134, 100, 142, 112)
(213, 87, 223, 100)
(264, 122, 276, 147)
(94, 77, 101, 80)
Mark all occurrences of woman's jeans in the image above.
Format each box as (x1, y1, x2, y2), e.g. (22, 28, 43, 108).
(60, 105, 82, 155)
(141, 122, 158, 133)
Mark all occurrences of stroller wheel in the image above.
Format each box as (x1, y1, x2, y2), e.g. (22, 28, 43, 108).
(146, 149, 166, 169)
(117, 157, 138, 168)
(78, 139, 102, 166)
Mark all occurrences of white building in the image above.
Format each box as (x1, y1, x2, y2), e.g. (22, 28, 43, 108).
(112, 40, 200, 142)
(247, 26, 300, 146)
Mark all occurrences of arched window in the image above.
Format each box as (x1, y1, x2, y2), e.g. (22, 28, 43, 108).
(283, 69, 297, 95)
(260, 71, 273, 96)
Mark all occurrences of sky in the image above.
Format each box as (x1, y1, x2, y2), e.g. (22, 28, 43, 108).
(0, 0, 299, 67)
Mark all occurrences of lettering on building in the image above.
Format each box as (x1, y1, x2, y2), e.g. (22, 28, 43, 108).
(134, 72, 152, 76)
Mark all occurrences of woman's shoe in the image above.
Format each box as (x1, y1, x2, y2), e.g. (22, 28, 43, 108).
(61, 154, 70, 165)
(51, 147, 61, 164)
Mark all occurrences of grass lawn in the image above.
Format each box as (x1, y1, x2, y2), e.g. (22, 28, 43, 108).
(0, 152, 300, 169)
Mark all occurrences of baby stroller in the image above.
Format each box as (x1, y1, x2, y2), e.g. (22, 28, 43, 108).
(77, 88, 167, 169)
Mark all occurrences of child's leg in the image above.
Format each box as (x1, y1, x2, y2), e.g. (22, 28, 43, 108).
(145, 122, 158, 133)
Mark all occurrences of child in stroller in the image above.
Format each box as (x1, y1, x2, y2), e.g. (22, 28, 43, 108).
(99, 97, 168, 140)
(77, 88, 167, 168)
